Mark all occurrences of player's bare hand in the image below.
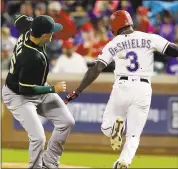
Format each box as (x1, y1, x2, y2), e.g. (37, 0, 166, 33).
(54, 81, 66, 93)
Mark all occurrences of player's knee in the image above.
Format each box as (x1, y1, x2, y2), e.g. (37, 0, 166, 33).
(55, 116, 75, 130)
(38, 136, 46, 146)
(101, 125, 112, 137)
(32, 134, 46, 146)
(66, 116, 75, 128)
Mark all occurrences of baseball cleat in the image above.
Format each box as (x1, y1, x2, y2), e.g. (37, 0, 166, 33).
(42, 158, 59, 169)
(42, 159, 49, 169)
(113, 161, 129, 169)
(110, 116, 124, 151)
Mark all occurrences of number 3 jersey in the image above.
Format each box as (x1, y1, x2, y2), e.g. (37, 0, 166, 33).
(96, 31, 170, 78)
(6, 15, 49, 94)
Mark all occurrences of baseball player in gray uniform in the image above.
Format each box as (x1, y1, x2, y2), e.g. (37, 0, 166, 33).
(2, 15, 75, 168)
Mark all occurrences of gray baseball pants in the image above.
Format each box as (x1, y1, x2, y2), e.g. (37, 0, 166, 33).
(2, 85, 75, 168)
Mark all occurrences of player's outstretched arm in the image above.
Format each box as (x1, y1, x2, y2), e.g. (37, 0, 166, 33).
(165, 43, 178, 57)
(64, 61, 106, 103)
(77, 61, 106, 92)
(19, 81, 66, 95)
(152, 34, 178, 57)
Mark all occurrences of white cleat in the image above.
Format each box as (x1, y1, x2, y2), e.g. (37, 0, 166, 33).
(110, 116, 124, 151)
(113, 161, 129, 169)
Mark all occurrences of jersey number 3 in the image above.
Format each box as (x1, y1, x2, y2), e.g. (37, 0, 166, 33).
(126, 51, 139, 72)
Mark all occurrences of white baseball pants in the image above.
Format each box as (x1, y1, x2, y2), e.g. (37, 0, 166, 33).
(101, 76, 152, 165)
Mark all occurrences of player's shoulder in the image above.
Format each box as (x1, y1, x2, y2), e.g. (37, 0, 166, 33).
(23, 43, 38, 55)
(134, 31, 152, 38)
(23, 45, 38, 54)
(134, 31, 161, 40)
(21, 43, 41, 62)
(23, 34, 41, 55)
(101, 39, 113, 51)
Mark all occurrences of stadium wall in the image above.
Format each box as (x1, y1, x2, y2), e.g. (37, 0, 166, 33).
(2, 72, 178, 155)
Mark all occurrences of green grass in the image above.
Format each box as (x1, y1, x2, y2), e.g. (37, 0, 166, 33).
(2, 148, 178, 168)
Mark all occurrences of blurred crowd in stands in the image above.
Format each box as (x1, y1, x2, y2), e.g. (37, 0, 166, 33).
(1, 0, 178, 75)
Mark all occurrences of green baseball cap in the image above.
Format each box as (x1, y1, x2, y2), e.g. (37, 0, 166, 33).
(31, 15, 63, 37)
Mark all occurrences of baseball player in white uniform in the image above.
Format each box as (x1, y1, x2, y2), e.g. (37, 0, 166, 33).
(64, 10, 178, 168)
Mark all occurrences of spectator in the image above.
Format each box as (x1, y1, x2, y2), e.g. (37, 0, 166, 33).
(19, 1, 34, 17)
(70, 6, 87, 27)
(175, 25, 178, 44)
(136, 6, 154, 33)
(93, 17, 113, 38)
(1, 0, 177, 75)
(46, 39, 63, 71)
(159, 10, 175, 43)
(60, 0, 76, 12)
(7, 1, 34, 38)
(34, 2, 47, 17)
(46, 40, 62, 59)
(158, 11, 178, 75)
(52, 39, 88, 73)
(76, 22, 111, 63)
(61, 0, 94, 12)
(2, 27, 17, 70)
(48, 52, 61, 72)
(48, 1, 77, 40)
(166, 57, 178, 75)
(76, 22, 97, 62)
(93, 0, 120, 17)
(1, 0, 14, 27)
(92, 26, 111, 58)
(1, 0, 4, 13)
(121, 0, 134, 16)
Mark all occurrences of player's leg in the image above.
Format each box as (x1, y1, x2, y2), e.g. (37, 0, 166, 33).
(115, 84, 152, 168)
(2, 86, 45, 168)
(4, 104, 45, 168)
(101, 81, 131, 150)
(38, 93, 75, 168)
(115, 105, 150, 168)
(12, 104, 46, 168)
